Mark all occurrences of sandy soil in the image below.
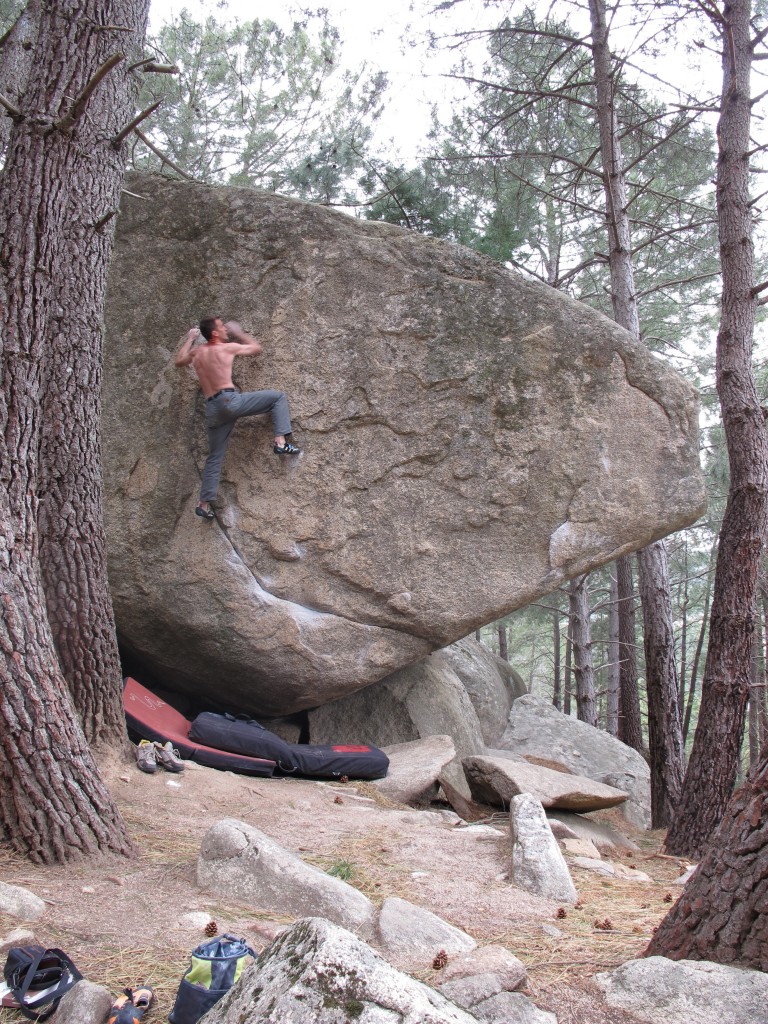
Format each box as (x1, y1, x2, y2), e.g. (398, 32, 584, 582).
(0, 752, 684, 1023)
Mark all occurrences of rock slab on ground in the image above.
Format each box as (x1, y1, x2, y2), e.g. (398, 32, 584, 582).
(200, 917, 480, 1024)
(500, 695, 652, 828)
(463, 754, 629, 812)
(375, 734, 457, 805)
(196, 818, 376, 937)
(593, 956, 768, 1024)
(376, 896, 476, 966)
(104, 172, 705, 715)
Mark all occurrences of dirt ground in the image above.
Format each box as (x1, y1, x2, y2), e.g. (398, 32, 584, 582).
(0, 752, 689, 1023)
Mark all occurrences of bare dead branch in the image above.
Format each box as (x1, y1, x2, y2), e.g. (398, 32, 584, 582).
(55, 52, 124, 133)
(141, 62, 179, 74)
(92, 210, 116, 231)
(751, 279, 768, 296)
(112, 100, 162, 148)
(637, 271, 721, 299)
(134, 127, 195, 180)
(0, 91, 22, 118)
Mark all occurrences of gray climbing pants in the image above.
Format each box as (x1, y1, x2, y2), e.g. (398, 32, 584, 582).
(200, 388, 292, 502)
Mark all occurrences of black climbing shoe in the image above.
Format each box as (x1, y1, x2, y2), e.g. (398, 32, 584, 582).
(273, 442, 301, 455)
(195, 505, 216, 520)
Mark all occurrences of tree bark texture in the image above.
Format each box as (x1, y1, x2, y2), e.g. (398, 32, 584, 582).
(0, 0, 41, 162)
(552, 608, 562, 711)
(616, 554, 643, 752)
(664, 0, 768, 858)
(647, 747, 768, 968)
(607, 572, 619, 736)
(637, 541, 686, 828)
(0, 0, 150, 861)
(568, 575, 597, 726)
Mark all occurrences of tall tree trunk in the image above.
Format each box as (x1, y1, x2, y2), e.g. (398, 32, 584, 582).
(588, 0, 680, 765)
(617, 554, 643, 752)
(564, 614, 573, 716)
(647, 745, 768, 968)
(606, 571, 620, 736)
(0, 0, 150, 861)
(683, 540, 717, 741)
(552, 608, 562, 711)
(637, 541, 686, 827)
(569, 575, 598, 726)
(664, 0, 768, 858)
(497, 622, 508, 662)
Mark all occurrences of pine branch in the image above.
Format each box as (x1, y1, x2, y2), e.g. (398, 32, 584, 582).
(133, 127, 195, 180)
(55, 52, 124, 132)
(112, 100, 162, 148)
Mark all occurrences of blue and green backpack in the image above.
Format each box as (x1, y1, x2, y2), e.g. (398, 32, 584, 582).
(168, 934, 256, 1024)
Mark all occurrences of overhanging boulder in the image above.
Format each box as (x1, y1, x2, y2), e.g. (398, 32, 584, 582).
(104, 173, 705, 715)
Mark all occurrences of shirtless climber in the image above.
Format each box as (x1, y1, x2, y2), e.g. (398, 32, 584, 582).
(175, 316, 300, 519)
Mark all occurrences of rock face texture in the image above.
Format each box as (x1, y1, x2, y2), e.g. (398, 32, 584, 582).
(202, 917, 480, 1024)
(593, 956, 768, 1024)
(104, 173, 704, 714)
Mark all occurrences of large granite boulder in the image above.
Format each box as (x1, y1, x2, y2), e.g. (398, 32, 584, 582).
(104, 173, 704, 714)
(440, 637, 527, 745)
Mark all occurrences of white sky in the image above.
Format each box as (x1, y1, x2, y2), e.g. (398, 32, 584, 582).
(147, 0, 479, 158)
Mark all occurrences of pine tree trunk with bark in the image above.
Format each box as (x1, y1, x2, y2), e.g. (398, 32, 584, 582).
(664, 0, 768, 858)
(637, 541, 686, 827)
(0, 0, 150, 861)
(616, 554, 644, 752)
(607, 572, 620, 736)
(588, 0, 683, 782)
(647, 746, 768, 968)
(569, 575, 598, 726)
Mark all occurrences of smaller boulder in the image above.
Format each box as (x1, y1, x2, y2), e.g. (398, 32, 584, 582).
(560, 838, 602, 859)
(53, 981, 113, 1024)
(376, 896, 476, 966)
(509, 794, 578, 904)
(594, 956, 768, 1024)
(440, 945, 528, 991)
(197, 819, 376, 937)
(473, 991, 558, 1023)
(546, 810, 640, 855)
(571, 857, 651, 882)
(0, 882, 46, 922)
(500, 695, 651, 828)
(440, 973, 503, 1008)
(463, 755, 628, 812)
(0, 928, 35, 955)
(375, 735, 457, 805)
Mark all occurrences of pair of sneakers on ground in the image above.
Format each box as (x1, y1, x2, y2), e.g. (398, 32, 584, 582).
(135, 739, 185, 774)
(109, 985, 155, 1024)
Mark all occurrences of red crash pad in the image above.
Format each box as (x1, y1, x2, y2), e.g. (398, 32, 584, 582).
(123, 676, 275, 777)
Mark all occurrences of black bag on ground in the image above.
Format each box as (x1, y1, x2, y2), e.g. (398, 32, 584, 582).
(168, 934, 256, 1024)
(188, 712, 389, 780)
(3, 945, 82, 1021)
